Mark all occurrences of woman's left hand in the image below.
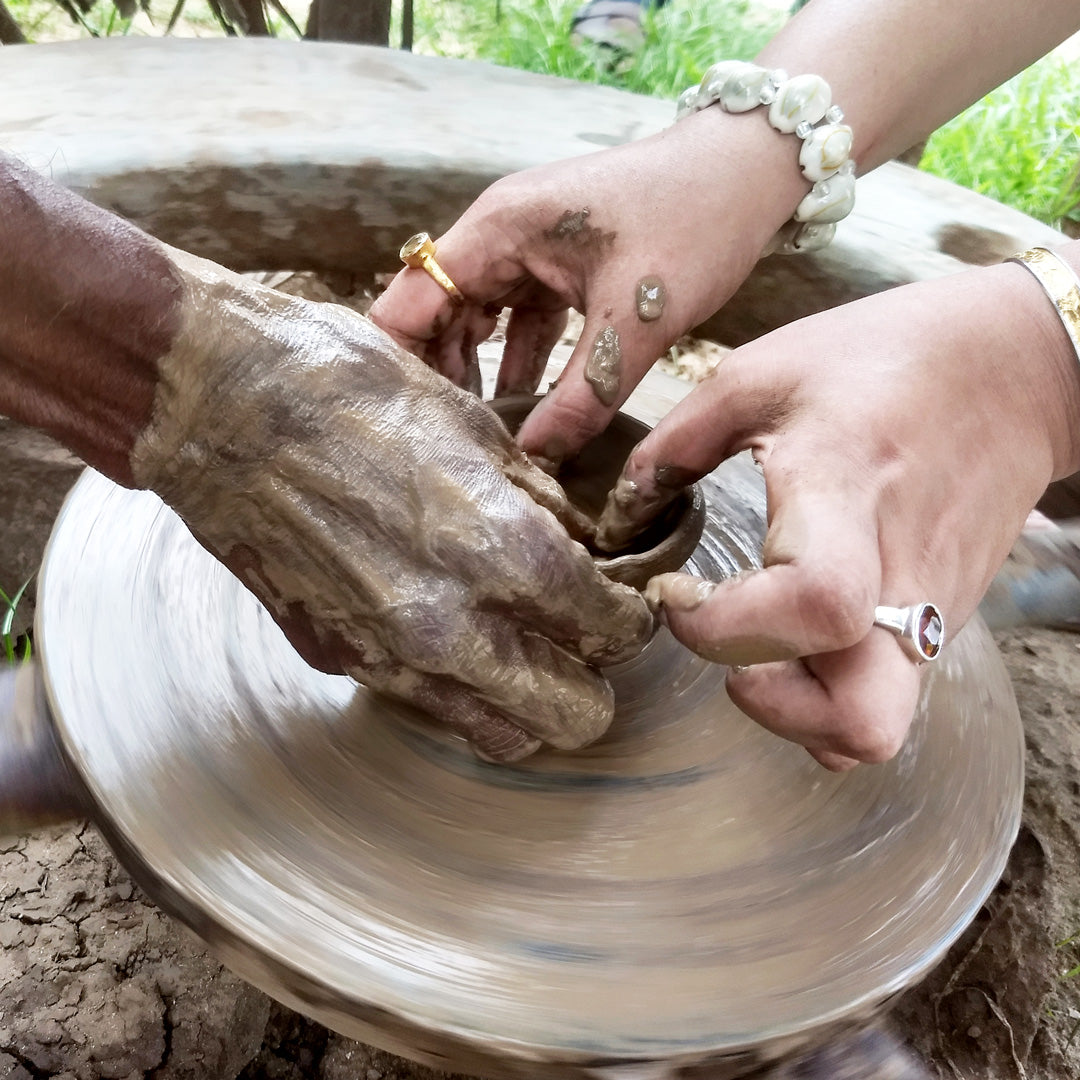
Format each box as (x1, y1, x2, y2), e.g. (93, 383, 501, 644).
(369, 106, 805, 466)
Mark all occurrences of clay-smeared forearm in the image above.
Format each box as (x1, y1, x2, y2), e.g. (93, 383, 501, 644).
(0, 152, 180, 484)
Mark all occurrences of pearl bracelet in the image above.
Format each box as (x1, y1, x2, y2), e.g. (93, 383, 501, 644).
(1007, 247, 1080, 366)
(676, 61, 855, 255)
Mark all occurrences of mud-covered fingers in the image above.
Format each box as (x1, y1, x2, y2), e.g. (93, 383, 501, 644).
(495, 454, 595, 544)
(543, 568, 655, 667)
(392, 671, 542, 763)
(594, 362, 771, 549)
(492, 564, 654, 668)
(413, 305, 499, 393)
(595, 440, 704, 552)
(495, 306, 570, 398)
(466, 617, 620, 748)
(725, 632, 923, 765)
(429, 454, 653, 663)
(333, 593, 548, 762)
(467, 486, 655, 665)
(379, 601, 618, 749)
(652, 561, 874, 666)
(269, 598, 548, 762)
(245, 575, 539, 761)
(487, 532, 656, 665)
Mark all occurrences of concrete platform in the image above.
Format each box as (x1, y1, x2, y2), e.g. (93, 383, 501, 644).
(0, 37, 1067, 345)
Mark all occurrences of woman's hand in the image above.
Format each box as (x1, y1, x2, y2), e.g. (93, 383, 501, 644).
(370, 107, 806, 467)
(131, 250, 654, 762)
(598, 259, 1080, 769)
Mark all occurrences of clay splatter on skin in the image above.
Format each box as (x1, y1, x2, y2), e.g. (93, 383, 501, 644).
(130, 248, 653, 761)
(584, 325, 621, 407)
(636, 278, 666, 322)
(544, 208, 617, 254)
(546, 208, 591, 238)
(595, 463, 696, 552)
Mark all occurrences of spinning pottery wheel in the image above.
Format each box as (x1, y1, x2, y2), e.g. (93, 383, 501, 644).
(5, 362, 1024, 1079)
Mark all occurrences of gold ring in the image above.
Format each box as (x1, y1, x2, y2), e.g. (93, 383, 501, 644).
(399, 232, 465, 302)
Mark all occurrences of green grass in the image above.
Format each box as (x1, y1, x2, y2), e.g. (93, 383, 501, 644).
(0, 579, 32, 664)
(920, 55, 1080, 232)
(1059, 929, 1080, 977)
(408, 0, 783, 100)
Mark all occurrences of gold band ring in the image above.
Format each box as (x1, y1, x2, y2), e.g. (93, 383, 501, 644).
(399, 232, 465, 302)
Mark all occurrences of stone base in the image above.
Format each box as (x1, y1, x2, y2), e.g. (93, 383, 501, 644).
(1, 39, 1066, 349)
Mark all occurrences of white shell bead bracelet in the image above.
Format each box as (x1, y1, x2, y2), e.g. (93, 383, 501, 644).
(676, 61, 855, 254)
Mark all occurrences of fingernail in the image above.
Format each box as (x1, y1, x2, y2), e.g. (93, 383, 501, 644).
(647, 572, 717, 613)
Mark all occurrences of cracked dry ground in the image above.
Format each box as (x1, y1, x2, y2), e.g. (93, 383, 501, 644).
(1, 629, 1079, 1080)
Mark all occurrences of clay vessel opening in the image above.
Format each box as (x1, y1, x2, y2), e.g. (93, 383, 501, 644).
(488, 395, 705, 590)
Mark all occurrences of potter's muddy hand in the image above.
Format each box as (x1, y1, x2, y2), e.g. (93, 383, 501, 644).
(127, 248, 654, 763)
(0, 149, 653, 766)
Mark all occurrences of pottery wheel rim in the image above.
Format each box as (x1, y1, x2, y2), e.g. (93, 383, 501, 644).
(35, 366, 1024, 1071)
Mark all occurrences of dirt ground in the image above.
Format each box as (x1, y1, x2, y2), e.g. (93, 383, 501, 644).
(3, 277, 1080, 1079)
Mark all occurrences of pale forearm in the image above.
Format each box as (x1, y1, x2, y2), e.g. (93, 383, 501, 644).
(755, 0, 1080, 173)
(0, 153, 181, 483)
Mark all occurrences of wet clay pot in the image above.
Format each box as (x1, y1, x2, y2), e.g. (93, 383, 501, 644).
(487, 394, 706, 590)
(0, 364, 1023, 1080)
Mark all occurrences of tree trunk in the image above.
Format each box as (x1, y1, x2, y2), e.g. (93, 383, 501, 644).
(0, 0, 25, 43)
(0, 0, 26, 44)
(237, 0, 271, 35)
(305, 0, 391, 44)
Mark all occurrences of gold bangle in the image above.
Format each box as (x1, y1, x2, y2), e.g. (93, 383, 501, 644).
(1007, 246, 1080, 364)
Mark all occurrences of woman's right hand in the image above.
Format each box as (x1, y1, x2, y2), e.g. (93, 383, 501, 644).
(598, 256, 1080, 768)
